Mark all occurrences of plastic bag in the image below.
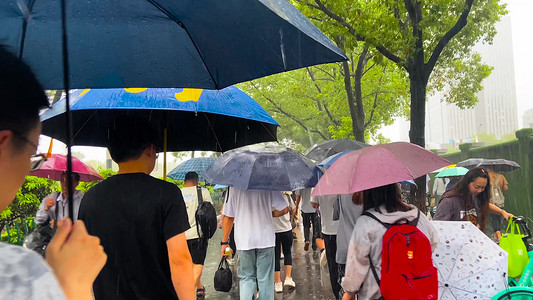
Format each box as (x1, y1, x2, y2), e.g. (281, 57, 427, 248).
(214, 257, 232, 292)
(500, 218, 529, 278)
(23, 225, 54, 257)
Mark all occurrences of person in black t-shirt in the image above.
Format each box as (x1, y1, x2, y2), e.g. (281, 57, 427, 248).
(78, 116, 194, 300)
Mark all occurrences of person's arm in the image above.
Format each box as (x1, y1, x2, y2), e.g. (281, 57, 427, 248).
(46, 219, 107, 300)
(310, 195, 319, 209)
(36, 194, 56, 224)
(221, 216, 235, 256)
(295, 194, 301, 212)
(489, 203, 513, 220)
(342, 218, 371, 297)
(272, 206, 289, 217)
(167, 233, 195, 300)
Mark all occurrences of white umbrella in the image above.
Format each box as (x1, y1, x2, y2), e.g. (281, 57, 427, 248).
(432, 221, 508, 299)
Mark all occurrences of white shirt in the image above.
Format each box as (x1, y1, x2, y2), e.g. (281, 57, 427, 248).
(296, 188, 315, 213)
(35, 190, 84, 224)
(181, 186, 213, 240)
(0, 243, 66, 300)
(273, 192, 295, 233)
(311, 194, 339, 235)
(223, 187, 288, 250)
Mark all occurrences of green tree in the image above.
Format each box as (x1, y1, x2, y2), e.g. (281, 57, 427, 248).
(1, 177, 59, 243)
(295, 0, 505, 209)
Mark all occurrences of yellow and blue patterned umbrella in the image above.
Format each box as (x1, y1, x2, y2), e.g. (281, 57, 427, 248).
(40, 86, 278, 152)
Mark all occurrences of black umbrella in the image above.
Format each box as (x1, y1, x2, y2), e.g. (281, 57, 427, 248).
(456, 158, 520, 172)
(304, 139, 369, 162)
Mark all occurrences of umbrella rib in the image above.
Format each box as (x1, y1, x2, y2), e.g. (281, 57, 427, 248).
(145, 0, 219, 89)
(202, 113, 223, 152)
(73, 109, 99, 141)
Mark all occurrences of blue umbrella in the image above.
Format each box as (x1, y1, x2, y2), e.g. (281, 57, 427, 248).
(40, 86, 279, 152)
(204, 144, 322, 191)
(318, 150, 355, 168)
(167, 157, 216, 181)
(1, 0, 347, 90)
(213, 184, 228, 190)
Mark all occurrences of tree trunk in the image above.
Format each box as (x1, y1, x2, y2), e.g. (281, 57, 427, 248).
(352, 45, 369, 142)
(408, 65, 429, 213)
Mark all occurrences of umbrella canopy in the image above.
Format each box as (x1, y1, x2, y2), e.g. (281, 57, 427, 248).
(1, 0, 347, 90)
(29, 154, 103, 182)
(167, 157, 216, 181)
(435, 167, 469, 178)
(304, 139, 369, 162)
(456, 158, 520, 172)
(432, 221, 507, 299)
(40, 87, 278, 152)
(203, 144, 322, 191)
(318, 150, 355, 168)
(312, 142, 450, 196)
(431, 164, 456, 174)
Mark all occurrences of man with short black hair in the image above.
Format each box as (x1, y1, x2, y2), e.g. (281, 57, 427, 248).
(182, 171, 212, 299)
(79, 116, 194, 299)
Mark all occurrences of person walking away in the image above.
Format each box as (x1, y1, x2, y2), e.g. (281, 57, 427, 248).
(0, 45, 106, 300)
(36, 172, 83, 225)
(434, 167, 512, 232)
(221, 187, 289, 300)
(334, 193, 363, 299)
(273, 191, 297, 293)
(78, 116, 194, 300)
(182, 172, 213, 299)
(342, 184, 439, 300)
(431, 177, 447, 216)
(295, 188, 319, 251)
(311, 193, 341, 299)
(488, 169, 508, 242)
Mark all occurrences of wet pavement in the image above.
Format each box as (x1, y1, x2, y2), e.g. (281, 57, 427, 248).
(200, 224, 336, 299)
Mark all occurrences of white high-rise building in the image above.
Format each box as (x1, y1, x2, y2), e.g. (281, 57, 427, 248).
(425, 16, 518, 147)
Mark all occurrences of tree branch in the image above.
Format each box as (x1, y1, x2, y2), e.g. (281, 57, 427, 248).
(249, 82, 328, 139)
(425, 0, 474, 79)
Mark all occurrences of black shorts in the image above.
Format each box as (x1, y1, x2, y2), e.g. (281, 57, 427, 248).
(187, 238, 208, 265)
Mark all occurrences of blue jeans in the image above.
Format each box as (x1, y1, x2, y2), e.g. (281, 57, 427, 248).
(237, 247, 275, 300)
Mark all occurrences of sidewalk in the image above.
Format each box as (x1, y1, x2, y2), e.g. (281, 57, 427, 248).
(200, 224, 336, 299)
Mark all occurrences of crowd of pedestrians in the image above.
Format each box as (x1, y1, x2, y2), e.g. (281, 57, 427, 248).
(0, 46, 515, 300)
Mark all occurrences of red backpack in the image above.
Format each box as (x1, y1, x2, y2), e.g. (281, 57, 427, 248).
(363, 210, 438, 300)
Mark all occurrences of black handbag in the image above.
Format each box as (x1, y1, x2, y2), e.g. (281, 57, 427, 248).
(214, 257, 232, 292)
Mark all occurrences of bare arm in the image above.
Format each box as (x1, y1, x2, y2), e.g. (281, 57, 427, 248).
(295, 195, 301, 211)
(311, 202, 319, 209)
(221, 216, 235, 256)
(272, 206, 289, 217)
(167, 233, 195, 300)
(489, 203, 513, 221)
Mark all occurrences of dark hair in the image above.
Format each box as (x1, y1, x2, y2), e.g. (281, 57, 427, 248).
(0, 46, 49, 148)
(442, 167, 491, 230)
(61, 171, 80, 182)
(362, 183, 411, 213)
(108, 116, 158, 163)
(184, 172, 199, 182)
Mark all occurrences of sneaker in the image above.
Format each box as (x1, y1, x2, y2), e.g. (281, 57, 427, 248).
(227, 257, 235, 265)
(275, 282, 283, 293)
(304, 241, 310, 251)
(284, 277, 296, 289)
(320, 250, 327, 267)
(280, 253, 284, 259)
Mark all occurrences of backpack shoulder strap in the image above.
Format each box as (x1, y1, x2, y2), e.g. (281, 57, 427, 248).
(494, 174, 501, 186)
(362, 211, 391, 229)
(196, 186, 204, 205)
(368, 254, 381, 286)
(408, 209, 421, 227)
(54, 192, 61, 221)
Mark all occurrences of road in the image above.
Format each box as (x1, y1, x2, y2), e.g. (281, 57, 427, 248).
(199, 224, 336, 299)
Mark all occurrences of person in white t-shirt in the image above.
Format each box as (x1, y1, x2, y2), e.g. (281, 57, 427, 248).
(272, 191, 297, 293)
(221, 187, 289, 300)
(181, 171, 213, 299)
(311, 193, 340, 299)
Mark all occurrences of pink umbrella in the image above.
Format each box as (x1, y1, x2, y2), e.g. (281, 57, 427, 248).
(312, 142, 450, 196)
(29, 154, 103, 182)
